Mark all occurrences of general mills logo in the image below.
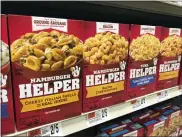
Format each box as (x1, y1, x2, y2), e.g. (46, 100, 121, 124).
(71, 66, 81, 78)
(178, 56, 181, 62)
(153, 57, 158, 66)
(120, 61, 126, 70)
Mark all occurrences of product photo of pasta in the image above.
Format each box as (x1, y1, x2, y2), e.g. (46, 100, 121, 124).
(10, 30, 83, 71)
(150, 127, 168, 137)
(83, 32, 128, 65)
(160, 35, 182, 57)
(167, 115, 182, 135)
(1, 40, 10, 67)
(129, 34, 161, 61)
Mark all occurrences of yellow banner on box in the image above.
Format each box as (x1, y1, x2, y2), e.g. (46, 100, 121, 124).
(159, 70, 179, 81)
(86, 81, 124, 98)
(20, 90, 79, 112)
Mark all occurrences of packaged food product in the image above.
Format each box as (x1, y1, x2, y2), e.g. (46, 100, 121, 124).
(153, 103, 172, 112)
(157, 27, 182, 90)
(97, 118, 132, 133)
(103, 123, 144, 137)
(131, 109, 154, 122)
(161, 105, 182, 135)
(127, 25, 161, 99)
(83, 21, 129, 112)
(8, 15, 83, 130)
(1, 14, 15, 135)
(142, 113, 168, 136)
(177, 104, 182, 136)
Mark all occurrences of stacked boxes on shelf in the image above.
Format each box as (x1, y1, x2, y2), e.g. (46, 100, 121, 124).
(127, 25, 161, 99)
(1, 13, 182, 134)
(96, 103, 182, 137)
(157, 27, 182, 90)
(83, 21, 129, 112)
(8, 15, 83, 131)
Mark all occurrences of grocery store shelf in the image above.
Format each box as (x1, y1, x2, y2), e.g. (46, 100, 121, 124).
(2, 1, 182, 27)
(6, 86, 182, 136)
(89, 1, 182, 17)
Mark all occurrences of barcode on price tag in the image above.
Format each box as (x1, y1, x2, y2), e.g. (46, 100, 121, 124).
(87, 108, 109, 126)
(157, 90, 168, 102)
(28, 123, 62, 137)
(131, 97, 147, 111)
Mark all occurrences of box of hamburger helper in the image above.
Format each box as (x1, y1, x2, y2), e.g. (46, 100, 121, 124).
(1, 14, 15, 135)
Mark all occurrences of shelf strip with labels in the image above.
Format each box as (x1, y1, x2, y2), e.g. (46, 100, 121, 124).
(6, 86, 182, 137)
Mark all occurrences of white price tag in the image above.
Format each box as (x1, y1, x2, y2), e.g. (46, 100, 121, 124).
(157, 90, 168, 102)
(131, 97, 147, 111)
(87, 108, 109, 126)
(28, 123, 62, 137)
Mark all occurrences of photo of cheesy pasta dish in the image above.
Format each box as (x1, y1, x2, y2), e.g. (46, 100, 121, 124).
(130, 34, 160, 61)
(150, 127, 168, 137)
(11, 30, 83, 71)
(83, 32, 128, 65)
(167, 115, 182, 135)
(160, 35, 182, 57)
(1, 40, 10, 67)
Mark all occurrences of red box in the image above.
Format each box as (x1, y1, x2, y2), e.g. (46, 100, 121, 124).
(104, 123, 144, 137)
(98, 119, 133, 133)
(131, 109, 154, 122)
(8, 15, 83, 131)
(160, 105, 182, 135)
(1, 15, 15, 135)
(156, 27, 182, 90)
(127, 25, 161, 99)
(142, 113, 168, 136)
(83, 21, 129, 112)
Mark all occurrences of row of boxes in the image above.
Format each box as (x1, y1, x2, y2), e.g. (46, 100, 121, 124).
(1, 14, 182, 134)
(96, 103, 182, 136)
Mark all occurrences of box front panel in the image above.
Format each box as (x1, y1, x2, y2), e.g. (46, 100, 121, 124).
(127, 25, 161, 99)
(8, 15, 83, 130)
(83, 21, 129, 112)
(157, 27, 182, 90)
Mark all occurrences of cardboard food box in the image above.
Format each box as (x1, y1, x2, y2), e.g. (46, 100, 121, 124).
(83, 21, 129, 112)
(142, 113, 168, 136)
(131, 109, 168, 136)
(97, 119, 133, 133)
(127, 25, 161, 99)
(153, 103, 182, 135)
(178, 104, 182, 136)
(152, 103, 172, 112)
(8, 15, 83, 130)
(156, 27, 182, 90)
(131, 109, 154, 122)
(103, 123, 144, 137)
(1, 15, 15, 135)
(160, 105, 182, 135)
